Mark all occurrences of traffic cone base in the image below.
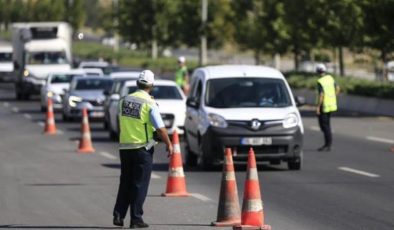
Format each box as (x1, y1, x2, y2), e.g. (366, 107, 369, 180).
(233, 224, 272, 230)
(212, 219, 241, 227)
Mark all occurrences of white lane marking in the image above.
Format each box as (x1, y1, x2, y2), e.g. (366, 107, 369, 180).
(3, 102, 9, 107)
(310, 126, 320, 131)
(23, 113, 32, 120)
(191, 193, 213, 202)
(338, 167, 380, 178)
(12, 107, 19, 112)
(151, 173, 161, 179)
(37, 121, 45, 127)
(99, 151, 118, 160)
(366, 136, 394, 144)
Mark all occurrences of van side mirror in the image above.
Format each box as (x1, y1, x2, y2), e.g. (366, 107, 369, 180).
(295, 96, 306, 107)
(186, 97, 199, 108)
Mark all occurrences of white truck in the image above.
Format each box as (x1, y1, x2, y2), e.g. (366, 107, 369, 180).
(12, 22, 72, 100)
(0, 44, 14, 82)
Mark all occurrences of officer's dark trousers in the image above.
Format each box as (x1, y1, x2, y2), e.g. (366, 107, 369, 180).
(318, 112, 332, 147)
(113, 147, 153, 223)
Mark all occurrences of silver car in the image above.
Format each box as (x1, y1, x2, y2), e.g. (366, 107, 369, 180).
(62, 76, 113, 121)
(40, 69, 86, 112)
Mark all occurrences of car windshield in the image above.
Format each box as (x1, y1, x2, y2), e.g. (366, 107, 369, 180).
(26, 51, 68, 65)
(205, 78, 292, 108)
(50, 74, 83, 84)
(127, 85, 183, 100)
(0, 52, 12, 62)
(82, 66, 116, 75)
(74, 78, 112, 91)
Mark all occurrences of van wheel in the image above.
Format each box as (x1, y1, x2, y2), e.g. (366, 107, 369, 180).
(197, 142, 213, 170)
(287, 157, 301, 170)
(184, 133, 197, 167)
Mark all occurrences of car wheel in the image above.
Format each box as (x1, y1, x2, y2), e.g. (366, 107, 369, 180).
(197, 139, 213, 170)
(287, 157, 302, 170)
(184, 133, 197, 167)
(103, 120, 108, 130)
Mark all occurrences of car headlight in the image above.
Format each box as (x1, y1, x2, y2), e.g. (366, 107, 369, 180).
(47, 91, 54, 98)
(68, 95, 82, 107)
(23, 69, 29, 77)
(283, 113, 298, 128)
(207, 113, 228, 128)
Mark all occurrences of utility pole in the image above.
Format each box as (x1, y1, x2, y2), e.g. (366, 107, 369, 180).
(113, 0, 119, 53)
(199, 0, 208, 66)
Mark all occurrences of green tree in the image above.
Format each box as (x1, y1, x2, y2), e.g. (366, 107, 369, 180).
(65, 0, 85, 31)
(362, 0, 394, 64)
(232, 0, 290, 64)
(32, 0, 65, 21)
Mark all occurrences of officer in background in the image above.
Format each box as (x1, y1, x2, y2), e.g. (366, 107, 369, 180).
(316, 64, 340, 151)
(175, 56, 190, 95)
(113, 70, 173, 228)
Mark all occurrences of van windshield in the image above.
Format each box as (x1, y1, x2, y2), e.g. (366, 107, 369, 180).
(205, 78, 292, 108)
(25, 51, 68, 65)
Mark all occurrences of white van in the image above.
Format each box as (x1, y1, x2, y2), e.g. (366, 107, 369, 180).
(184, 65, 304, 170)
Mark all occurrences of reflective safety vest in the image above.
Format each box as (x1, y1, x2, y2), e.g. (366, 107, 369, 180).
(119, 90, 156, 149)
(317, 75, 338, 113)
(175, 66, 188, 87)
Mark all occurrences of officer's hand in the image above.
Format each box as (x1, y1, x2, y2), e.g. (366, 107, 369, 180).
(167, 145, 174, 158)
(316, 107, 320, 115)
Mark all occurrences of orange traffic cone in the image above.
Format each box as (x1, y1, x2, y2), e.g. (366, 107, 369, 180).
(212, 148, 241, 227)
(77, 108, 95, 153)
(162, 130, 190, 197)
(44, 97, 57, 135)
(233, 148, 271, 230)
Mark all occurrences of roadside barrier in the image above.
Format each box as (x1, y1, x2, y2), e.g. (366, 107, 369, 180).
(77, 108, 95, 153)
(43, 97, 57, 135)
(162, 130, 190, 197)
(234, 148, 271, 230)
(212, 148, 241, 227)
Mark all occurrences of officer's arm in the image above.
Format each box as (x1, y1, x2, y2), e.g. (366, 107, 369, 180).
(156, 128, 173, 157)
(150, 105, 173, 157)
(316, 83, 324, 115)
(335, 85, 340, 95)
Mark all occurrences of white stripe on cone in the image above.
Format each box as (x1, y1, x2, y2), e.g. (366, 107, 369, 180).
(169, 167, 185, 177)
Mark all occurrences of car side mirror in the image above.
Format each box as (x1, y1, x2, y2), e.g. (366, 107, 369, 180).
(295, 96, 306, 107)
(110, 94, 120, 101)
(186, 97, 199, 108)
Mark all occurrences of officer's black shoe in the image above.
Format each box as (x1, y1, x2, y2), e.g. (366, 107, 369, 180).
(130, 222, 149, 228)
(317, 145, 331, 152)
(113, 213, 124, 227)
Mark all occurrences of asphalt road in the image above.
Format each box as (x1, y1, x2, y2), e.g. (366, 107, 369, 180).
(0, 82, 393, 230)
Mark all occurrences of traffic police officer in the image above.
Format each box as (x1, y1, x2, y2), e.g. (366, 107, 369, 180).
(316, 64, 340, 151)
(175, 56, 190, 95)
(113, 70, 173, 228)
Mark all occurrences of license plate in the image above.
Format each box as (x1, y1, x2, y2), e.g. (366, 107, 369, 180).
(241, 137, 272, 146)
(90, 111, 104, 117)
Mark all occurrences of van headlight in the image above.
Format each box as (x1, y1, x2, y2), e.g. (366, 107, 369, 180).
(283, 113, 298, 128)
(208, 113, 228, 128)
(68, 95, 82, 107)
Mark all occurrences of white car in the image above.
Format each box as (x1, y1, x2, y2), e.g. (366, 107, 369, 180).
(82, 68, 104, 77)
(40, 69, 86, 111)
(184, 65, 304, 170)
(108, 79, 186, 140)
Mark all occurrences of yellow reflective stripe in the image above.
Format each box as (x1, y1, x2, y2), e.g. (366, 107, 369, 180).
(119, 143, 147, 149)
(169, 167, 185, 177)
